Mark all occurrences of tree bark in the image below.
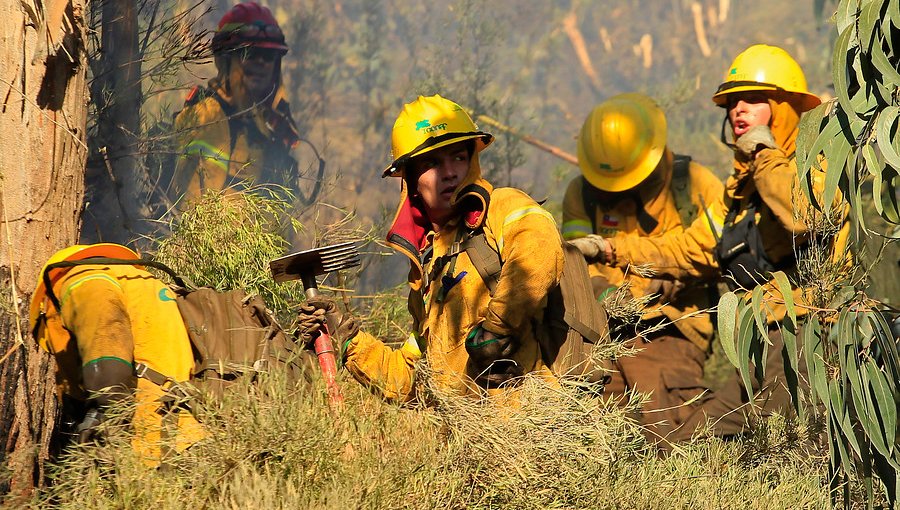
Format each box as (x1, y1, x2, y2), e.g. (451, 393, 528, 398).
(81, 0, 149, 244)
(0, 0, 89, 497)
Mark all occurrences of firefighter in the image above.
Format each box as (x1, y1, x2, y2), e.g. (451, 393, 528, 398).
(29, 244, 205, 465)
(168, 2, 301, 205)
(571, 45, 850, 438)
(295, 95, 565, 402)
(563, 93, 726, 444)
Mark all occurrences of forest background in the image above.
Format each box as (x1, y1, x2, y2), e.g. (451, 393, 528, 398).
(85, 0, 899, 298)
(2, 0, 900, 505)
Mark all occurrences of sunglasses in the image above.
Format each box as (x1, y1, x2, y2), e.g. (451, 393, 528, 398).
(235, 47, 282, 63)
(235, 21, 284, 41)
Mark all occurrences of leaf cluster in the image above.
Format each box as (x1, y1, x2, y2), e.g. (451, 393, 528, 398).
(797, 0, 900, 229)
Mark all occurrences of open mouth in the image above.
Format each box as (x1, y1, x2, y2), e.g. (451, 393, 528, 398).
(733, 119, 750, 137)
(440, 186, 457, 199)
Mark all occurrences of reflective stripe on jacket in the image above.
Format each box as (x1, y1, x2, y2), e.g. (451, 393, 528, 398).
(344, 153, 564, 402)
(169, 82, 299, 205)
(51, 264, 204, 461)
(609, 99, 851, 324)
(563, 151, 724, 351)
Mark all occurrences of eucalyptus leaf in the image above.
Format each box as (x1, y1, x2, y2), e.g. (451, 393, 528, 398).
(772, 271, 796, 326)
(876, 108, 900, 170)
(737, 306, 757, 407)
(832, 26, 855, 119)
(866, 361, 897, 456)
(796, 102, 830, 174)
(828, 286, 856, 309)
(750, 285, 768, 339)
(870, 33, 900, 85)
(822, 134, 850, 209)
(717, 291, 740, 369)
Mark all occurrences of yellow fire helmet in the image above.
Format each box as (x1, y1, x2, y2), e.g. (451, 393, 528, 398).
(577, 92, 667, 193)
(382, 94, 494, 177)
(712, 44, 821, 112)
(29, 243, 141, 353)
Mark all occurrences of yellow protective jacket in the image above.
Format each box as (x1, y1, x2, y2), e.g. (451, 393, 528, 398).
(169, 77, 300, 205)
(562, 151, 724, 351)
(344, 153, 564, 402)
(608, 98, 850, 323)
(47, 264, 204, 461)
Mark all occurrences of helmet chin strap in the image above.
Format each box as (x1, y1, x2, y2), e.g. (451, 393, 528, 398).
(719, 115, 738, 151)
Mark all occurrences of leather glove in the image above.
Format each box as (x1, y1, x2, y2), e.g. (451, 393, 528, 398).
(295, 297, 360, 352)
(568, 235, 613, 264)
(465, 326, 522, 388)
(76, 408, 106, 444)
(735, 125, 777, 160)
(295, 301, 327, 346)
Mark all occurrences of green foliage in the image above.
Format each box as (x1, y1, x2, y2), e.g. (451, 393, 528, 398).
(150, 187, 307, 323)
(797, 0, 900, 229)
(720, 2, 900, 506)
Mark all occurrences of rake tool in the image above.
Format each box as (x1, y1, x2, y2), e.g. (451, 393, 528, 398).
(270, 241, 361, 407)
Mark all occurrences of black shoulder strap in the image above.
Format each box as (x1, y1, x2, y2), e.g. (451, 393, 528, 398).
(42, 258, 191, 311)
(209, 90, 241, 156)
(671, 154, 696, 226)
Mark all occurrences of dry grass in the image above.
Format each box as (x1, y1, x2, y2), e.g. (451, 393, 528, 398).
(21, 365, 838, 509)
(11, 190, 851, 509)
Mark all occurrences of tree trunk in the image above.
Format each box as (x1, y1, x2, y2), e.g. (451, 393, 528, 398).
(0, 0, 89, 497)
(81, 0, 149, 244)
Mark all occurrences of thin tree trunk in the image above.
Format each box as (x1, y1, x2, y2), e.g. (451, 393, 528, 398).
(82, 0, 148, 244)
(0, 0, 89, 497)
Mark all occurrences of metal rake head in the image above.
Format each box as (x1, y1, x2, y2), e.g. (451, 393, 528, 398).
(269, 241, 361, 284)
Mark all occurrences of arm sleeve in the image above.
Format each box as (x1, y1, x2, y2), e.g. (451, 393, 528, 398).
(561, 178, 593, 240)
(170, 104, 231, 205)
(343, 330, 422, 403)
(751, 148, 812, 237)
(58, 274, 134, 368)
(482, 189, 564, 337)
(609, 191, 726, 280)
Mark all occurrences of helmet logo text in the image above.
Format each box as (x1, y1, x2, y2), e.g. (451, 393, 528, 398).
(415, 119, 448, 133)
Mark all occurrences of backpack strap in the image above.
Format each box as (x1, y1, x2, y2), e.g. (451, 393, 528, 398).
(671, 154, 696, 227)
(460, 232, 502, 295)
(42, 257, 191, 312)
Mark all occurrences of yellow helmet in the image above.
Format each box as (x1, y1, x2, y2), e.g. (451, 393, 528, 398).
(383, 94, 493, 177)
(577, 93, 667, 192)
(712, 44, 821, 112)
(29, 243, 140, 353)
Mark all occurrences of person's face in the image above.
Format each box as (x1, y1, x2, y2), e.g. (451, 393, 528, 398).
(409, 141, 471, 228)
(727, 91, 772, 138)
(233, 47, 280, 101)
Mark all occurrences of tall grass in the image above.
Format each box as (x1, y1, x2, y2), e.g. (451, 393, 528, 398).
(19, 190, 854, 509)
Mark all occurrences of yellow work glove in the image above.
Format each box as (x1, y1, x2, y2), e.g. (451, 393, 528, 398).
(567, 235, 613, 264)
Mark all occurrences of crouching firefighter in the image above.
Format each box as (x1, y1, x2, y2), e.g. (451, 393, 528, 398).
(30, 244, 206, 465)
(296, 95, 607, 402)
(563, 93, 725, 446)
